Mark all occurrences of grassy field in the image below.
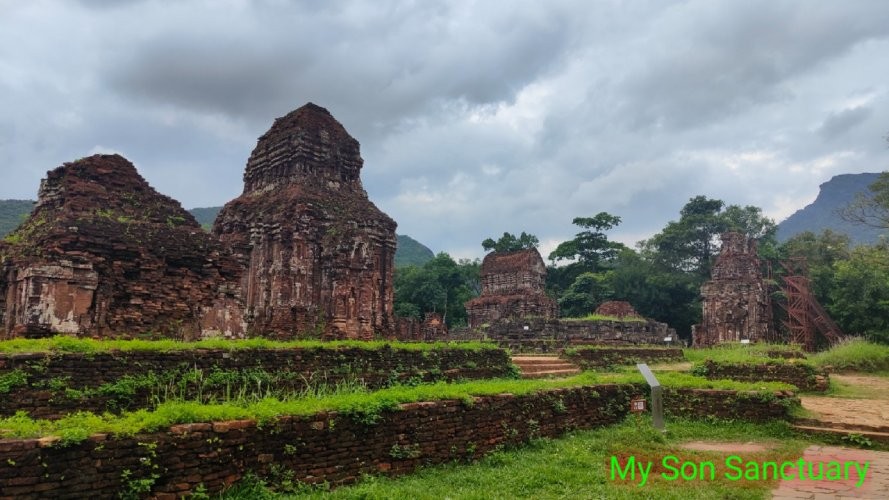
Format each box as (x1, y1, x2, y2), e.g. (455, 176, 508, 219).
(809, 338, 889, 373)
(0, 336, 498, 354)
(0, 370, 791, 443)
(218, 418, 811, 500)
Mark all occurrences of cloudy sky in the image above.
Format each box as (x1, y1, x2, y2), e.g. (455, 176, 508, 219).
(2, 0, 888, 259)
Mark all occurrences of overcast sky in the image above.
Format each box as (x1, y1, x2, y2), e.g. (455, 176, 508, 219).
(2, 0, 888, 259)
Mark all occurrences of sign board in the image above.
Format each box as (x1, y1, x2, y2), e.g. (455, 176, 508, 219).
(523, 325, 530, 331)
(663, 337, 672, 342)
(740, 339, 751, 344)
(630, 397, 646, 413)
(636, 363, 664, 431)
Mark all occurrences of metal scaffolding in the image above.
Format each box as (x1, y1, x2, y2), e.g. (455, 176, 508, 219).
(778, 258, 844, 351)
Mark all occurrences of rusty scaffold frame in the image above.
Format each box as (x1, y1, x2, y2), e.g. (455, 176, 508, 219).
(776, 258, 843, 351)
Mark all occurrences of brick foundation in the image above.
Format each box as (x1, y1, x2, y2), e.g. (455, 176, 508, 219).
(0, 346, 513, 419)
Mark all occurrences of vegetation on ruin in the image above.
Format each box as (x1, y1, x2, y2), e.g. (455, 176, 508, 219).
(0, 336, 498, 355)
(808, 338, 889, 373)
(561, 313, 648, 323)
(0, 373, 790, 443)
(393, 253, 480, 327)
(683, 343, 806, 365)
(481, 231, 540, 253)
(221, 418, 811, 499)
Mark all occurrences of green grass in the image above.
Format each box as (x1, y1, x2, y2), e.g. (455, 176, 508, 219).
(683, 343, 806, 365)
(0, 336, 498, 355)
(222, 417, 810, 499)
(822, 377, 885, 399)
(0, 372, 789, 443)
(809, 338, 889, 373)
(561, 313, 648, 323)
(596, 369, 794, 392)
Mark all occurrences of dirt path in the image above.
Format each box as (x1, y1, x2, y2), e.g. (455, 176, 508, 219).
(771, 446, 889, 499)
(800, 396, 889, 432)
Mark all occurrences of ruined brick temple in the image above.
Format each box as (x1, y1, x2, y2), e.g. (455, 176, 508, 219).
(214, 103, 396, 339)
(693, 232, 772, 346)
(0, 155, 245, 339)
(464, 248, 558, 328)
(0, 103, 397, 340)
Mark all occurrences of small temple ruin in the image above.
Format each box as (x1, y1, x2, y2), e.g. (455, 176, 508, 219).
(594, 301, 642, 319)
(0, 103, 397, 340)
(693, 232, 772, 346)
(464, 248, 558, 328)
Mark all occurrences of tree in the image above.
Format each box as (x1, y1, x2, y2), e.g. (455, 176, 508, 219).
(392, 253, 480, 328)
(641, 196, 776, 278)
(840, 171, 889, 229)
(557, 272, 613, 318)
(827, 243, 889, 344)
(481, 231, 539, 252)
(606, 248, 701, 338)
(546, 212, 624, 316)
(548, 212, 624, 269)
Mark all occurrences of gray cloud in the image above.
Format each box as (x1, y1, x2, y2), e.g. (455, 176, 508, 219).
(1, 0, 889, 259)
(818, 106, 873, 140)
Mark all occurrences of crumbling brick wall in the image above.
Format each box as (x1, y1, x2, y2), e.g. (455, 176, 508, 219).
(464, 249, 558, 328)
(693, 232, 772, 346)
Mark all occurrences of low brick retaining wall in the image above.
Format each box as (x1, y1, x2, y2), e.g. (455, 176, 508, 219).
(564, 347, 684, 369)
(697, 360, 828, 392)
(450, 317, 676, 353)
(0, 384, 635, 499)
(665, 388, 799, 421)
(0, 346, 513, 418)
(0, 384, 799, 498)
(0, 385, 799, 500)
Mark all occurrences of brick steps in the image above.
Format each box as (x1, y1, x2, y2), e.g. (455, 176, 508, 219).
(793, 417, 889, 435)
(791, 425, 889, 444)
(512, 356, 581, 379)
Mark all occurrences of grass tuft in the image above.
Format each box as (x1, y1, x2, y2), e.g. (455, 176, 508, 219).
(0, 336, 499, 355)
(809, 338, 889, 373)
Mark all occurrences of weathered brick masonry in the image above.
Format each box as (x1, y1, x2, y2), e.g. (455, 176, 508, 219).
(698, 360, 829, 392)
(0, 385, 635, 499)
(664, 387, 799, 421)
(452, 317, 676, 352)
(0, 346, 512, 419)
(0, 384, 798, 498)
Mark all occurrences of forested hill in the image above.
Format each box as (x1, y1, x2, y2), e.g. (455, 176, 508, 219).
(0, 199, 34, 237)
(2, 201, 435, 268)
(395, 234, 435, 267)
(776, 173, 887, 245)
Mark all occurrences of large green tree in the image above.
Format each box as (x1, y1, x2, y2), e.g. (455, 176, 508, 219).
(546, 213, 625, 316)
(827, 243, 889, 344)
(641, 196, 776, 278)
(393, 253, 479, 328)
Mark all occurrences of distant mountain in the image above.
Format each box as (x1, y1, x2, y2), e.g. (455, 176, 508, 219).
(189, 206, 222, 230)
(396, 234, 435, 268)
(1, 200, 436, 267)
(0, 199, 35, 237)
(777, 173, 888, 245)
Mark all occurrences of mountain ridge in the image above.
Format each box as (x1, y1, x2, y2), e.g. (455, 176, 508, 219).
(1, 201, 435, 267)
(776, 172, 887, 244)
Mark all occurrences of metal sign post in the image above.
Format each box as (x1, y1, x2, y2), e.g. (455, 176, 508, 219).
(636, 363, 664, 431)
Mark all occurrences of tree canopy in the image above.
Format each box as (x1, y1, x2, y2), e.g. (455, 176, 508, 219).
(481, 231, 539, 252)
